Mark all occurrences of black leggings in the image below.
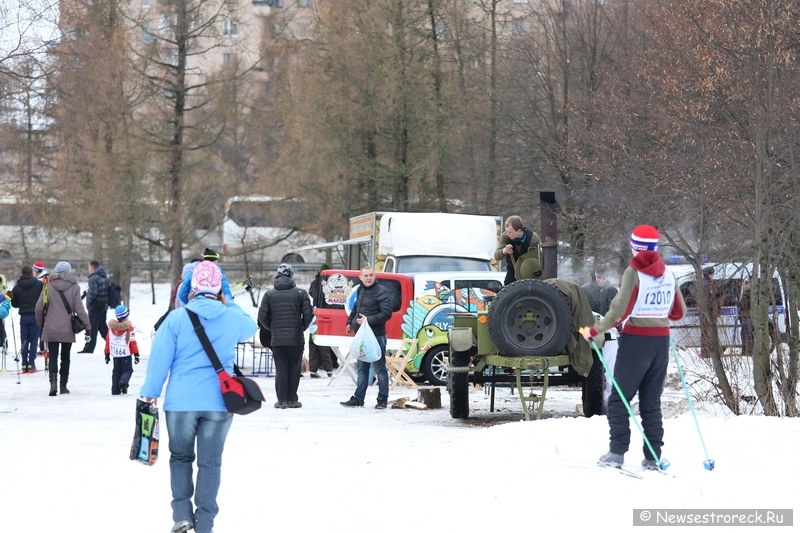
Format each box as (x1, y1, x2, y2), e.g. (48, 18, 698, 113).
(48, 342, 73, 377)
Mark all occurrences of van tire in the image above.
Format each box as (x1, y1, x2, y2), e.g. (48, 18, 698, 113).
(487, 280, 573, 356)
(448, 349, 470, 419)
(421, 345, 448, 386)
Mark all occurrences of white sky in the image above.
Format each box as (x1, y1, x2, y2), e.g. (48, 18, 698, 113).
(0, 0, 59, 59)
(0, 280, 798, 532)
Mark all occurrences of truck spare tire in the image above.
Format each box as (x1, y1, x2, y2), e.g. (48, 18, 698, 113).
(487, 279, 573, 356)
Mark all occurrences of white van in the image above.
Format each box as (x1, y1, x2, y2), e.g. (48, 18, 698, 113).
(667, 262, 787, 351)
(221, 196, 328, 264)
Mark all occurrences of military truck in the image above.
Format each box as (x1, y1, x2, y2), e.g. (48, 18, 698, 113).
(445, 190, 608, 420)
(446, 277, 607, 420)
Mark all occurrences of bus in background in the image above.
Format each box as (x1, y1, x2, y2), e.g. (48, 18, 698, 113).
(0, 196, 91, 260)
(221, 196, 330, 264)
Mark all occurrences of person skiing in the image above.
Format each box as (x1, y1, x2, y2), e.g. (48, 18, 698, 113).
(581, 225, 686, 470)
(104, 305, 139, 395)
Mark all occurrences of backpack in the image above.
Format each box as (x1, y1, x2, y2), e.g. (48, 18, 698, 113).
(107, 282, 122, 309)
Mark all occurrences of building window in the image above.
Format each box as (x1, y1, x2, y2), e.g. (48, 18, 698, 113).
(511, 18, 526, 35)
(142, 22, 156, 42)
(298, 0, 310, 6)
(224, 19, 238, 37)
(223, 53, 232, 65)
(141, 0, 150, 7)
(160, 14, 176, 35)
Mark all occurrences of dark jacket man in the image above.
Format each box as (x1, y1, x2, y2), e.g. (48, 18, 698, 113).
(86, 263, 109, 308)
(11, 272, 43, 316)
(258, 269, 314, 346)
(581, 270, 619, 317)
(80, 260, 110, 353)
(11, 266, 44, 371)
(257, 263, 313, 408)
(346, 280, 392, 337)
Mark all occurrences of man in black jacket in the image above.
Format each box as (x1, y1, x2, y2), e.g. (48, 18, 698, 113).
(258, 263, 314, 409)
(78, 260, 109, 353)
(581, 266, 618, 316)
(308, 263, 335, 376)
(11, 264, 43, 371)
(341, 266, 393, 409)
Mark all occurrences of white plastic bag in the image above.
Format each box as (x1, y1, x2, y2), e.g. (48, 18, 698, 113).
(349, 320, 382, 363)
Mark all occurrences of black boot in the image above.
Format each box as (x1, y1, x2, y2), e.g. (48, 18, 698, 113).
(60, 376, 70, 395)
(49, 374, 57, 396)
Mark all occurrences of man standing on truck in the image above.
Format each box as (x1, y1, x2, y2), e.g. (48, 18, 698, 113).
(494, 216, 540, 285)
(580, 225, 686, 471)
(340, 266, 393, 409)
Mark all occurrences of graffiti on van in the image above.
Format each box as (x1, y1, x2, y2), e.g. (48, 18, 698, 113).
(400, 281, 496, 362)
(321, 273, 354, 307)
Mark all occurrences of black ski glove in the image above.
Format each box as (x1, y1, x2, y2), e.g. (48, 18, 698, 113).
(105, 354, 110, 364)
(134, 354, 140, 364)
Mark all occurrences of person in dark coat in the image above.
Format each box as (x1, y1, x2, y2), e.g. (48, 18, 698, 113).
(78, 260, 109, 353)
(581, 266, 619, 317)
(11, 264, 44, 371)
(35, 261, 91, 396)
(698, 266, 718, 359)
(494, 215, 541, 285)
(307, 263, 335, 377)
(740, 279, 753, 356)
(257, 263, 314, 409)
(340, 266, 393, 409)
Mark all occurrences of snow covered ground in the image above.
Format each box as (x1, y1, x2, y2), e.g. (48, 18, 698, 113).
(1, 281, 798, 532)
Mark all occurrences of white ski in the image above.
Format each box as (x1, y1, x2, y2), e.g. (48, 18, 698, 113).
(555, 447, 645, 479)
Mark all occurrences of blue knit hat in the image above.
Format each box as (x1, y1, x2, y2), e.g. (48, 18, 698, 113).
(115, 305, 129, 321)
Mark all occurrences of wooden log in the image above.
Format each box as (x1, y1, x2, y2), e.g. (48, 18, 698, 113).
(417, 387, 442, 409)
(405, 401, 428, 410)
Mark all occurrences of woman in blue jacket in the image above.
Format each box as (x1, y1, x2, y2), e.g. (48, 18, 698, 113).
(141, 261, 257, 533)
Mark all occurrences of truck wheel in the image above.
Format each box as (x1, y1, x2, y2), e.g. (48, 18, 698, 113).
(582, 352, 605, 417)
(449, 349, 470, 419)
(487, 280, 573, 356)
(421, 345, 448, 387)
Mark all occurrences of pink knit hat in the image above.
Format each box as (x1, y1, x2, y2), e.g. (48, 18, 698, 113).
(191, 261, 222, 296)
(630, 225, 660, 251)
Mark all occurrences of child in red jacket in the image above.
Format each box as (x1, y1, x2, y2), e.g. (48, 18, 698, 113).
(104, 305, 139, 395)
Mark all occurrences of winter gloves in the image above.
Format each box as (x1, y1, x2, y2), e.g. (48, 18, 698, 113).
(105, 353, 139, 364)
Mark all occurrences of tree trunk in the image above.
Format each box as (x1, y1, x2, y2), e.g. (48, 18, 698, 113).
(417, 387, 441, 409)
